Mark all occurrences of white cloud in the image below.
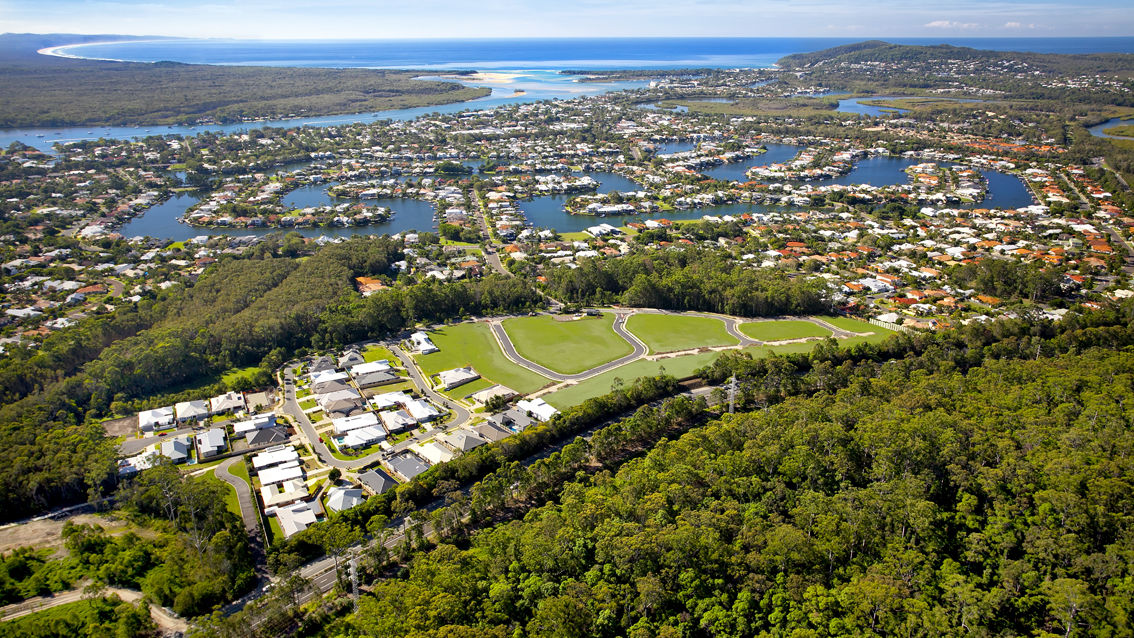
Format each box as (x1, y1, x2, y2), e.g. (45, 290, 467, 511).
(924, 20, 981, 29)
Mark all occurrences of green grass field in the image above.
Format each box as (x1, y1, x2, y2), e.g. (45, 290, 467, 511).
(363, 345, 396, 363)
(222, 366, 263, 387)
(544, 351, 722, 409)
(503, 313, 633, 375)
(739, 320, 831, 341)
(416, 322, 551, 394)
(440, 376, 496, 402)
(625, 313, 738, 353)
(543, 332, 894, 409)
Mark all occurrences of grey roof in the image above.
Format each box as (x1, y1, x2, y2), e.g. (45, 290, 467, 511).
(471, 422, 513, 442)
(309, 356, 337, 373)
(352, 370, 399, 388)
(488, 408, 535, 431)
(388, 453, 429, 481)
(312, 379, 352, 395)
(246, 426, 289, 447)
(358, 469, 397, 495)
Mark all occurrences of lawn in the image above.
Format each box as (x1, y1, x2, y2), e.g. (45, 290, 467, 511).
(543, 335, 885, 409)
(502, 313, 633, 375)
(363, 345, 397, 363)
(821, 316, 891, 335)
(440, 377, 496, 402)
(544, 350, 723, 408)
(222, 365, 264, 387)
(625, 313, 738, 353)
(298, 398, 316, 410)
(739, 320, 831, 341)
(416, 322, 551, 394)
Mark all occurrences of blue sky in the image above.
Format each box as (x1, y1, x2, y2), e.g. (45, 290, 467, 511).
(3, 0, 1132, 38)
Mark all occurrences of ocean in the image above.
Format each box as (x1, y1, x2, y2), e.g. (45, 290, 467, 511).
(49, 37, 1134, 70)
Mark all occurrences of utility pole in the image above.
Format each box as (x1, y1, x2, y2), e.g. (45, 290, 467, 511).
(350, 555, 360, 611)
(728, 376, 737, 414)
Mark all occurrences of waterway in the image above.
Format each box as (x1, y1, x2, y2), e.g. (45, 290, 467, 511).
(700, 143, 802, 181)
(1087, 117, 1134, 140)
(119, 191, 439, 241)
(835, 96, 988, 117)
(1, 72, 649, 153)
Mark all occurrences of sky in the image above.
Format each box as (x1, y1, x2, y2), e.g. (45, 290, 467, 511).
(2, 0, 1133, 39)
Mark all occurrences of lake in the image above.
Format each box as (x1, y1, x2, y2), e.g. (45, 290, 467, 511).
(119, 192, 440, 241)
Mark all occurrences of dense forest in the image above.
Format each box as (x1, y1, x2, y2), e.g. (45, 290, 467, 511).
(0, 34, 489, 127)
(541, 250, 831, 316)
(318, 346, 1134, 637)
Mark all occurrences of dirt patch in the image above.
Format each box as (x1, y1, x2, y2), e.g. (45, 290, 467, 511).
(0, 513, 147, 556)
(101, 415, 138, 438)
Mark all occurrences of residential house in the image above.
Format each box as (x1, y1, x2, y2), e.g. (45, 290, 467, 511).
(138, 406, 176, 432)
(409, 331, 439, 354)
(387, 453, 430, 481)
(209, 391, 246, 415)
(196, 428, 227, 459)
(517, 398, 558, 422)
(358, 469, 397, 495)
(246, 427, 289, 447)
(275, 501, 318, 538)
(379, 409, 416, 432)
(325, 486, 366, 513)
(437, 366, 480, 390)
(159, 435, 191, 464)
(175, 399, 210, 423)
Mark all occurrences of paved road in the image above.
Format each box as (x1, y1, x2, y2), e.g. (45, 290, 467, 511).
(486, 310, 862, 384)
(216, 457, 260, 538)
(280, 345, 472, 471)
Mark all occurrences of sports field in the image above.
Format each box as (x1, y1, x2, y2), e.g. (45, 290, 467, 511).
(502, 313, 633, 375)
(416, 322, 550, 394)
(625, 313, 738, 353)
(739, 319, 831, 341)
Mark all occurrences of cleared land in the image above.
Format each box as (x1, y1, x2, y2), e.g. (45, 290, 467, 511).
(821, 315, 885, 334)
(544, 351, 722, 409)
(417, 322, 550, 394)
(739, 320, 831, 341)
(625, 314, 738, 353)
(502, 313, 633, 375)
(544, 324, 898, 408)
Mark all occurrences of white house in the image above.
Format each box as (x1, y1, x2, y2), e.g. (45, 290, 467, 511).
(517, 398, 559, 422)
(138, 407, 175, 432)
(325, 486, 366, 513)
(175, 400, 211, 423)
(410, 331, 439, 354)
(275, 501, 317, 538)
(196, 428, 227, 459)
(437, 366, 480, 390)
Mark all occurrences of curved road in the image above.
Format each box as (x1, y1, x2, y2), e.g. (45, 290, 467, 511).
(487, 310, 861, 383)
(281, 345, 471, 471)
(216, 457, 261, 539)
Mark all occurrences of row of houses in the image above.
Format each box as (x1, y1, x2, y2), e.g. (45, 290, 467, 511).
(137, 390, 248, 432)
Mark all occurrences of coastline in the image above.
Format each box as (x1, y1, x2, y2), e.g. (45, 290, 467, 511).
(36, 40, 170, 63)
